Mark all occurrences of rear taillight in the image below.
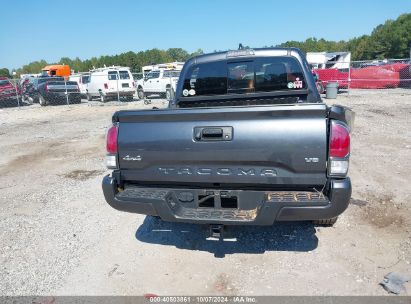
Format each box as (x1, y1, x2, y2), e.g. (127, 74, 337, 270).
(132, 81, 135, 88)
(106, 124, 118, 169)
(330, 123, 350, 158)
(104, 83, 108, 89)
(45, 84, 49, 92)
(328, 121, 350, 176)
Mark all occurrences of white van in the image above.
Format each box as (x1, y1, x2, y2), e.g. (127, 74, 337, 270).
(68, 73, 90, 97)
(86, 66, 135, 102)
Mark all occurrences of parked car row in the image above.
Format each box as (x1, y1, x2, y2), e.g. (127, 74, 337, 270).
(1, 63, 183, 108)
(68, 66, 181, 102)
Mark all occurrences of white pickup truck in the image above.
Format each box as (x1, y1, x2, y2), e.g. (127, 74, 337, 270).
(136, 69, 180, 100)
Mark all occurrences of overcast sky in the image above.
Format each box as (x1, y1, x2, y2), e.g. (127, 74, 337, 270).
(0, 0, 410, 70)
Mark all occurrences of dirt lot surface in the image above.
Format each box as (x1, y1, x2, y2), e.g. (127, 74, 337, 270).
(0, 90, 410, 296)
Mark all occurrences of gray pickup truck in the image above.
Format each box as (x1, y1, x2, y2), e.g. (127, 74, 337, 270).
(102, 48, 353, 232)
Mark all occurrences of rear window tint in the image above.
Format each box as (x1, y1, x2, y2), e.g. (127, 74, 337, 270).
(0, 80, 10, 86)
(119, 71, 130, 80)
(182, 61, 227, 96)
(48, 81, 77, 85)
(81, 75, 90, 83)
(254, 57, 305, 91)
(228, 61, 254, 93)
(38, 77, 64, 84)
(108, 71, 118, 80)
(163, 70, 180, 78)
(181, 56, 306, 97)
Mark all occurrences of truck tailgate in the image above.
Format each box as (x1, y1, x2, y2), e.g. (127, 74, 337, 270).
(116, 104, 328, 188)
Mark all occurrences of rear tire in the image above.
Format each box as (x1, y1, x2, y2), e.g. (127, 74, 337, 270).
(312, 217, 338, 226)
(137, 88, 144, 100)
(30, 94, 39, 104)
(39, 95, 48, 106)
(165, 87, 172, 100)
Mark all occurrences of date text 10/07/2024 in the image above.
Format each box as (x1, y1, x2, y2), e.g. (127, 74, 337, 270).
(147, 296, 257, 303)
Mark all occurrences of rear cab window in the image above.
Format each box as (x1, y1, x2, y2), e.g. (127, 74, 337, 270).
(181, 56, 306, 98)
(163, 70, 180, 78)
(0, 79, 11, 86)
(38, 77, 64, 85)
(147, 71, 160, 79)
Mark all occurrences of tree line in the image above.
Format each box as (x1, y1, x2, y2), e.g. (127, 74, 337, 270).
(2, 48, 204, 78)
(279, 13, 410, 60)
(1, 13, 409, 78)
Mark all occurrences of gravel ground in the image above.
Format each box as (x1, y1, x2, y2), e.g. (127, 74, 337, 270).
(0, 90, 410, 296)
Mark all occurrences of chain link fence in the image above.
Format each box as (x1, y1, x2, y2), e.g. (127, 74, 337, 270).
(350, 58, 411, 89)
(0, 78, 22, 108)
(312, 58, 411, 95)
(2, 58, 410, 109)
(0, 68, 178, 109)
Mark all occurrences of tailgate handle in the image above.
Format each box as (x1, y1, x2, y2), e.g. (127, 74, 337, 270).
(194, 127, 233, 141)
(202, 128, 223, 138)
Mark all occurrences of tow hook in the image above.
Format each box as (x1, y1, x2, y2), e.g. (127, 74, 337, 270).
(209, 224, 224, 239)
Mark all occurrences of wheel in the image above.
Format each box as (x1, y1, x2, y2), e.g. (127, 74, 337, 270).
(21, 95, 29, 104)
(30, 95, 39, 103)
(137, 88, 144, 100)
(86, 93, 92, 101)
(100, 94, 107, 102)
(165, 88, 172, 100)
(312, 217, 338, 226)
(39, 95, 48, 106)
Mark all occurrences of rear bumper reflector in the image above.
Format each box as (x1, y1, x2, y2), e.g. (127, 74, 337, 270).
(266, 191, 328, 203)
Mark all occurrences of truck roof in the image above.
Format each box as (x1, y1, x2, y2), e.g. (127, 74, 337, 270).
(90, 66, 130, 72)
(188, 47, 306, 64)
(42, 65, 69, 71)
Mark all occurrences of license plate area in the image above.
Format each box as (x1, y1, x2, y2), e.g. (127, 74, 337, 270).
(168, 190, 258, 221)
(197, 191, 238, 209)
